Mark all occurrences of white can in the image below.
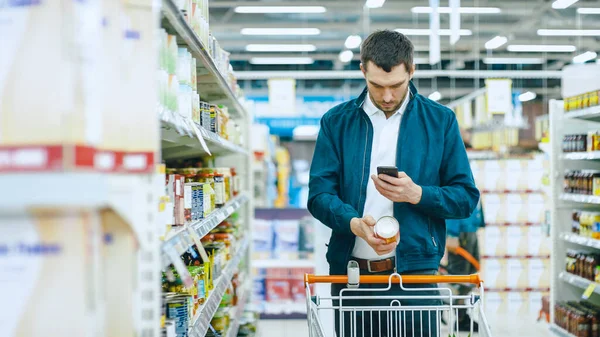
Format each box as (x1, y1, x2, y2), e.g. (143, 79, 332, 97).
(374, 216, 399, 244)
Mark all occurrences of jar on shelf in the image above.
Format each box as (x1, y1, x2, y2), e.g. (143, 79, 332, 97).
(231, 167, 240, 196)
(214, 171, 226, 208)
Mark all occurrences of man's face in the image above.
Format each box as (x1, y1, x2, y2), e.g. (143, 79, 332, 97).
(361, 61, 414, 114)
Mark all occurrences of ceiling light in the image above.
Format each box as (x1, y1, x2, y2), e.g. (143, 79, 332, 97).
(245, 44, 317, 52)
(365, 0, 385, 9)
(573, 51, 598, 64)
(518, 91, 537, 102)
(339, 50, 354, 63)
(552, 0, 579, 9)
(429, 91, 442, 102)
(411, 6, 501, 14)
(234, 6, 326, 14)
(577, 8, 600, 14)
(537, 29, 600, 36)
(250, 57, 314, 65)
(241, 28, 321, 36)
(345, 35, 362, 49)
(485, 36, 508, 50)
(483, 57, 545, 64)
(395, 28, 472, 36)
(507, 44, 576, 52)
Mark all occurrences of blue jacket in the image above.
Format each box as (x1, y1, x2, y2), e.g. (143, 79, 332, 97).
(307, 83, 480, 275)
(446, 200, 485, 237)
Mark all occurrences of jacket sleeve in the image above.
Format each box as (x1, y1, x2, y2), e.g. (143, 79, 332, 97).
(307, 115, 358, 235)
(415, 114, 480, 219)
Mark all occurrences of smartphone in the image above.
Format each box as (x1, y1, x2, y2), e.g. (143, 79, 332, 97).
(377, 166, 399, 177)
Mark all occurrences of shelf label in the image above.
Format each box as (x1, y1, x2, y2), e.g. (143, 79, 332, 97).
(164, 246, 194, 288)
(582, 283, 597, 300)
(187, 119, 212, 156)
(187, 227, 210, 263)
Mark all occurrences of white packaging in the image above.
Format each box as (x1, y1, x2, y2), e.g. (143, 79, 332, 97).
(481, 259, 507, 289)
(506, 259, 528, 289)
(484, 292, 508, 316)
(528, 259, 551, 288)
(482, 226, 506, 256)
(507, 292, 529, 316)
(505, 226, 528, 256)
(482, 194, 504, 224)
(177, 48, 192, 86)
(178, 85, 193, 120)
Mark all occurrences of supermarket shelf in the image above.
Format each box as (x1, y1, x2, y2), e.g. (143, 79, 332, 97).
(560, 232, 600, 249)
(468, 121, 529, 133)
(486, 222, 543, 227)
(224, 282, 251, 337)
(559, 193, 600, 204)
(162, 193, 249, 266)
(550, 323, 576, 337)
(253, 259, 315, 269)
(161, 0, 246, 119)
(161, 119, 248, 159)
(482, 255, 550, 259)
(561, 151, 600, 160)
(190, 237, 249, 337)
(559, 272, 600, 295)
(486, 287, 550, 292)
(480, 189, 543, 194)
(564, 106, 600, 122)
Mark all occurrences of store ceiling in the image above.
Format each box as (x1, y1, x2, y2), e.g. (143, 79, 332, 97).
(210, 0, 600, 101)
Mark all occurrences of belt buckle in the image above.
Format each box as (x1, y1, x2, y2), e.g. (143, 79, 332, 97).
(367, 258, 380, 273)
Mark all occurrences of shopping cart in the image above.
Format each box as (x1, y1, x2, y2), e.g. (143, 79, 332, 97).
(304, 262, 492, 337)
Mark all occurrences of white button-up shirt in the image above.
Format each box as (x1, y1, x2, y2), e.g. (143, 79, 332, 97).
(352, 91, 410, 260)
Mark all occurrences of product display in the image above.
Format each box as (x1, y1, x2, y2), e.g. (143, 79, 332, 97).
(563, 170, 600, 196)
(555, 300, 600, 337)
(563, 133, 600, 153)
(564, 90, 600, 113)
(252, 267, 315, 316)
(571, 211, 600, 238)
(565, 250, 600, 282)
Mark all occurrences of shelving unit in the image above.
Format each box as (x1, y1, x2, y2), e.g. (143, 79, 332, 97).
(560, 232, 600, 249)
(161, 0, 245, 118)
(549, 63, 600, 336)
(154, 1, 254, 337)
(253, 259, 316, 269)
(550, 323, 576, 337)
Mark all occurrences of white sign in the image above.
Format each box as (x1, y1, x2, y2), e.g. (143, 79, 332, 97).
(268, 78, 296, 116)
(486, 79, 513, 115)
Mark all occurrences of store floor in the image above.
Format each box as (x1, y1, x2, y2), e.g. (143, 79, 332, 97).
(258, 313, 553, 337)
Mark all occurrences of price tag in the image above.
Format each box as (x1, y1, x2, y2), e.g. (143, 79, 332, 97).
(226, 206, 235, 215)
(187, 119, 212, 156)
(164, 246, 194, 288)
(582, 282, 597, 300)
(187, 226, 210, 262)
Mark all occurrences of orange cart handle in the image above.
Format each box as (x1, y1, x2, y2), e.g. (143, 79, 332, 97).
(305, 273, 481, 285)
(454, 247, 481, 271)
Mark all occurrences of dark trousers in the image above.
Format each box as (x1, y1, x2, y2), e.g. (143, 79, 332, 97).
(331, 269, 441, 337)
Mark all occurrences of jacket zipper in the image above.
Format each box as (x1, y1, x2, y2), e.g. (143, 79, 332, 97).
(428, 217, 438, 247)
(358, 115, 369, 212)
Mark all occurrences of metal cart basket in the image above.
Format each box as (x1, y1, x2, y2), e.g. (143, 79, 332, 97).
(304, 263, 491, 337)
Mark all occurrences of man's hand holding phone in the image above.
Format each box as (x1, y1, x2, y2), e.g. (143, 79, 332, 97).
(350, 215, 398, 256)
(373, 166, 422, 204)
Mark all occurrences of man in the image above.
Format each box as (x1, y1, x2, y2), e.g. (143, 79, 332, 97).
(307, 30, 480, 337)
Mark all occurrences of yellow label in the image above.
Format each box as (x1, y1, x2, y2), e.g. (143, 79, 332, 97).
(582, 282, 596, 300)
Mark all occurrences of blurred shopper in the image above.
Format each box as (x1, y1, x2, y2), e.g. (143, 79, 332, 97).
(307, 30, 479, 337)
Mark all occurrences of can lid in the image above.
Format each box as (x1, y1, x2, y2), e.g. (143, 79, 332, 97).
(375, 216, 399, 238)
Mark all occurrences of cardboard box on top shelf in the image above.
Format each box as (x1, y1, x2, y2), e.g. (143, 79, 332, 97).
(505, 226, 529, 256)
(0, 210, 103, 337)
(100, 209, 137, 337)
(506, 258, 529, 289)
(0, 1, 104, 171)
(482, 226, 507, 256)
(528, 258, 551, 289)
(118, 5, 159, 172)
(481, 258, 508, 289)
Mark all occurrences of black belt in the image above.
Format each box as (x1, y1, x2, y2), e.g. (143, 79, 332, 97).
(352, 256, 396, 273)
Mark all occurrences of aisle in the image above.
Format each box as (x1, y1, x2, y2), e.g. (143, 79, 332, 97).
(257, 313, 553, 337)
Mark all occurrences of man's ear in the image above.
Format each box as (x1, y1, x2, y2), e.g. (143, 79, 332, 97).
(360, 63, 366, 75)
(409, 64, 416, 80)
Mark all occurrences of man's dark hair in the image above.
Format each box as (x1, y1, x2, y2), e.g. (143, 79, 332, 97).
(360, 30, 414, 73)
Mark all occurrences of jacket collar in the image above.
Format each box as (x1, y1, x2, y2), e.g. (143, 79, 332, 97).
(353, 81, 419, 109)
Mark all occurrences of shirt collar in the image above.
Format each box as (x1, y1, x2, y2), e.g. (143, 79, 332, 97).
(363, 90, 411, 117)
